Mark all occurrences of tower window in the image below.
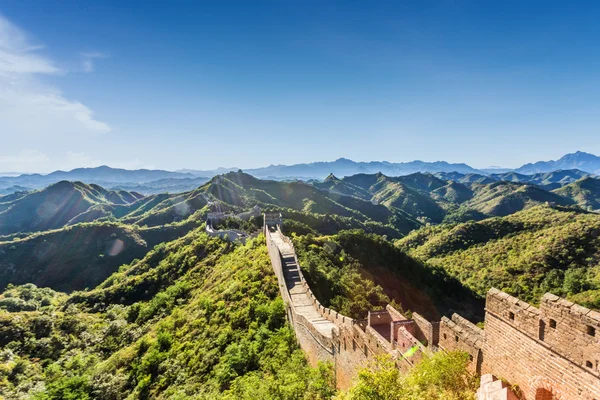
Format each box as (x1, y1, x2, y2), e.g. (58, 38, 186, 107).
(549, 319, 556, 329)
(587, 325, 596, 337)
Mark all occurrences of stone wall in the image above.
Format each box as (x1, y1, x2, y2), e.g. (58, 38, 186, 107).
(481, 289, 600, 400)
(205, 223, 248, 243)
(265, 226, 337, 369)
(412, 312, 440, 347)
(439, 313, 484, 374)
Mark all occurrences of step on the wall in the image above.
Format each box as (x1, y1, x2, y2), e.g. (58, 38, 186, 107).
(477, 374, 519, 400)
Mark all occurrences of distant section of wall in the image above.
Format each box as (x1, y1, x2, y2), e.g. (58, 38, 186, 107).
(264, 212, 283, 228)
(207, 205, 261, 223)
(205, 223, 248, 243)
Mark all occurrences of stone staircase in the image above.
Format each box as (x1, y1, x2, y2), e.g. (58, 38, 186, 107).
(269, 230, 337, 337)
(477, 374, 519, 400)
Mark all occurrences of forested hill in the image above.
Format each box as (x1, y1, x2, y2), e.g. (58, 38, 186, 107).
(397, 205, 600, 308)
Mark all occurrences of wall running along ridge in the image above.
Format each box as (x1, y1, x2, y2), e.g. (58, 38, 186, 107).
(263, 213, 435, 389)
(262, 214, 600, 398)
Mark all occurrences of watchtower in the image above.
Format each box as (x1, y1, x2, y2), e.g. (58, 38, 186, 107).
(264, 213, 283, 230)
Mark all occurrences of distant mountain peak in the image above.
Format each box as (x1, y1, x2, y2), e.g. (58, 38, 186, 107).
(516, 151, 600, 175)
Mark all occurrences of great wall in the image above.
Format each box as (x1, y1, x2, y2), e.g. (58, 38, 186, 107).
(262, 213, 600, 399)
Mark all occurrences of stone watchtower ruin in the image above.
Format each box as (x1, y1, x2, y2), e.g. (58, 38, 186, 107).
(262, 213, 600, 399)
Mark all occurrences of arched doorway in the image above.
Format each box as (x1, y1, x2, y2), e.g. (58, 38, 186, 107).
(535, 387, 556, 400)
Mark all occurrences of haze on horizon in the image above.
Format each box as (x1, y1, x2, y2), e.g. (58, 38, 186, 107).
(1, 0, 600, 174)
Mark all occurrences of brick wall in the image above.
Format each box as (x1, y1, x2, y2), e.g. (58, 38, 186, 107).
(267, 219, 600, 398)
(292, 313, 335, 368)
(538, 293, 600, 370)
(482, 289, 600, 400)
(412, 312, 440, 347)
(439, 313, 484, 373)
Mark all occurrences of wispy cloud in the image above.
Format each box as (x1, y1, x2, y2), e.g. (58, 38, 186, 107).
(0, 15, 62, 77)
(0, 14, 111, 172)
(80, 51, 108, 73)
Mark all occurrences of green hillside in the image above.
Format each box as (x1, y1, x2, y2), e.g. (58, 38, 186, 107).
(554, 177, 600, 210)
(431, 181, 473, 204)
(0, 234, 336, 399)
(1, 172, 599, 398)
(463, 181, 574, 217)
(312, 174, 371, 200)
(294, 231, 483, 321)
(0, 221, 199, 292)
(203, 171, 420, 235)
(397, 205, 600, 307)
(339, 173, 447, 223)
(0, 181, 144, 235)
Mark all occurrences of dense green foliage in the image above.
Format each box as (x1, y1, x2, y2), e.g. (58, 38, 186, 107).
(0, 234, 336, 399)
(0, 221, 202, 293)
(294, 230, 483, 321)
(398, 205, 600, 307)
(338, 352, 477, 400)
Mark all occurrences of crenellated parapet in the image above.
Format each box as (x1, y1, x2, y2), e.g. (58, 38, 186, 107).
(451, 288, 600, 399)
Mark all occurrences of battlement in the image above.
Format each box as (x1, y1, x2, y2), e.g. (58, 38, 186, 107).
(485, 288, 600, 375)
(411, 312, 440, 347)
(264, 212, 283, 228)
(538, 292, 600, 371)
(485, 288, 541, 338)
(439, 313, 484, 373)
(481, 288, 600, 399)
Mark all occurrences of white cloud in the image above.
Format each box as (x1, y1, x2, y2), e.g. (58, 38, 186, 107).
(80, 52, 108, 73)
(0, 15, 62, 77)
(0, 13, 111, 162)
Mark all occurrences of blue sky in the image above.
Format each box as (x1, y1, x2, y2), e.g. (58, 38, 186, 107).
(1, 0, 599, 173)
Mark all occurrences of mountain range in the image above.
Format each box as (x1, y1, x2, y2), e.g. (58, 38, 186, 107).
(516, 151, 600, 174)
(1, 151, 600, 195)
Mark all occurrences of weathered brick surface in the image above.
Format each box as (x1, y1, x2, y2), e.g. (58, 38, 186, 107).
(292, 316, 335, 367)
(412, 311, 439, 347)
(482, 290, 600, 400)
(439, 314, 484, 374)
